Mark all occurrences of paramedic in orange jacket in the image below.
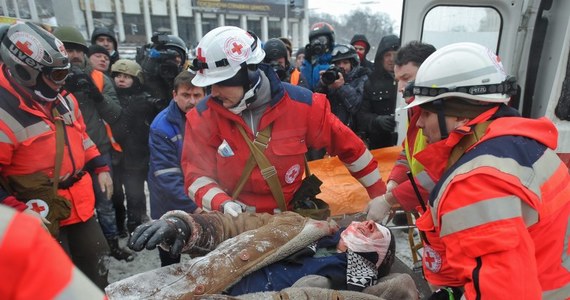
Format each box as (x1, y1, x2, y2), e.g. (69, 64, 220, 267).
(182, 26, 386, 215)
(0, 204, 105, 299)
(405, 42, 570, 299)
(366, 41, 466, 291)
(0, 22, 110, 289)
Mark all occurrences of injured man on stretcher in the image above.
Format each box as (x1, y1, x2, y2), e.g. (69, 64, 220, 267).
(105, 211, 419, 299)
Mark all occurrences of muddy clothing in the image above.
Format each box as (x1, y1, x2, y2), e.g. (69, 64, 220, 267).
(106, 212, 417, 299)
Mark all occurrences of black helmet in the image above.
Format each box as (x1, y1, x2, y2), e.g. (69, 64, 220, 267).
(263, 38, 288, 62)
(331, 44, 360, 66)
(151, 33, 187, 66)
(309, 22, 335, 46)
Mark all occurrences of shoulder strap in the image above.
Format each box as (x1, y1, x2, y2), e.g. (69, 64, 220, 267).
(233, 124, 287, 212)
(51, 107, 65, 193)
(232, 125, 273, 199)
(447, 120, 492, 169)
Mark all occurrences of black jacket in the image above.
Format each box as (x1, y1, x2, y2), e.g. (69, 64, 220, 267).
(114, 85, 161, 170)
(356, 35, 400, 149)
(316, 66, 368, 131)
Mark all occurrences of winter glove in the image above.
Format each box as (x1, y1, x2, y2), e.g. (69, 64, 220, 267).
(222, 200, 245, 217)
(386, 180, 399, 192)
(366, 195, 392, 222)
(374, 115, 396, 132)
(64, 65, 104, 102)
(128, 216, 190, 257)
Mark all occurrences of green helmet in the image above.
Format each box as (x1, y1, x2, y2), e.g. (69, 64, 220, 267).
(53, 26, 88, 52)
(111, 59, 144, 84)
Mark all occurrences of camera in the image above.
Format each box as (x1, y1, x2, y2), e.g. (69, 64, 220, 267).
(321, 65, 343, 85)
(151, 32, 170, 45)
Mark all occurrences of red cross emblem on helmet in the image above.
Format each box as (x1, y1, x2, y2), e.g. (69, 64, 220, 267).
(224, 37, 250, 62)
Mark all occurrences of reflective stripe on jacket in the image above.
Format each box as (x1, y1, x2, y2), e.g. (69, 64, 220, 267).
(417, 107, 570, 299)
(0, 205, 105, 299)
(183, 65, 386, 213)
(148, 99, 198, 218)
(0, 64, 99, 225)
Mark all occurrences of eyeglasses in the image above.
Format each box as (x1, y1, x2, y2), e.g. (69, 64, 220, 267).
(46, 66, 70, 83)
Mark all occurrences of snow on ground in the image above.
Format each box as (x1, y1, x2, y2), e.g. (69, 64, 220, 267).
(107, 217, 421, 283)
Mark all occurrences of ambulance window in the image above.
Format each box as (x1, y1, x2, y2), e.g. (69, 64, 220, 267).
(422, 6, 501, 52)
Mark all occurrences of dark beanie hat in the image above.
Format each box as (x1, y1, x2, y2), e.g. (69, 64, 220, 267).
(88, 44, 110, 58)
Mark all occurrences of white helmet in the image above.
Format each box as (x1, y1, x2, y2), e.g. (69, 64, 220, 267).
(191, 26, 264, 87)
(404, 42, 516, 109)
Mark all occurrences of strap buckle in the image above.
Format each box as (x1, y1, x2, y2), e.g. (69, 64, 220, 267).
(260, 166, 277, 180)
(253, 130, 271, 149)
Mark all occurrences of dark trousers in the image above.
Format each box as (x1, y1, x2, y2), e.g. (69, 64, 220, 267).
(58, 216, 110, 290)
(158, 247, 181, 267)
(111, 153, 126, 231)
(123, 167, 149, 231)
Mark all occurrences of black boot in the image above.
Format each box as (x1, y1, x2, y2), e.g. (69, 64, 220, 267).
(107, 237, 135, 262)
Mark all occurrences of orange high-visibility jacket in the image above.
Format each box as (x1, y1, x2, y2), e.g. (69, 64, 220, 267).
(0, 65, 99, 225)
(0, 205, 105, 299)
(416, 106, 570, 299)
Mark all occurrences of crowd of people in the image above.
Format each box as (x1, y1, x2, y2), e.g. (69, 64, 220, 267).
(0, 19, 568, 300)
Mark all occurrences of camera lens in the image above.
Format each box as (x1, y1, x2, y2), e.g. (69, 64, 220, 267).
(322, 69, 338, 85)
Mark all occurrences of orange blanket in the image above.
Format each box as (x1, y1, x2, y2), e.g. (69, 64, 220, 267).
(308, 146, 402, 216)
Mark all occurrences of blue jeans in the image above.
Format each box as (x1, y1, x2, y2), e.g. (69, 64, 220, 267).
(92, 153, 119, 239)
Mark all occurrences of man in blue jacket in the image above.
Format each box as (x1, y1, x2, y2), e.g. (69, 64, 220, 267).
(148, 70, 206, 266)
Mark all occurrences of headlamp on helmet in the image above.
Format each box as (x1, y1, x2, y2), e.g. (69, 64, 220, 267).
(404, 76, 517, 99)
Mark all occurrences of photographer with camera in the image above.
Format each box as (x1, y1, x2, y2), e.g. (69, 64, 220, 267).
(263, 38, 308, 89)
(53, 27, 134, 262)
(308, 44, 368, 160)
(136, 32, 187, 111)
(316, 44, 368, 131)
(300, 22, 335, 91)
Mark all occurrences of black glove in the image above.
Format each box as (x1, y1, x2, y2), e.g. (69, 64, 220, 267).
(428, 287, 463, 300)
(128, 216, 190, 257)
(374, 115, 396, 132)
(64, 66, 104, 103)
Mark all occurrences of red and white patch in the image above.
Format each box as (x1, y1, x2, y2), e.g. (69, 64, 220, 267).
(26, 199, 49, 219)
(224, 37, 250, 62)
(423, 244, 442, 273)
(285, 164, 301, 184)
(9, 31, 44, 62)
